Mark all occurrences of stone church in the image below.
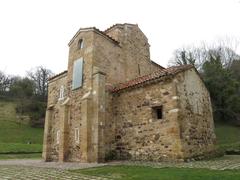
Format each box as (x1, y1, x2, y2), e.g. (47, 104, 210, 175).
(42, 23, 216, 163)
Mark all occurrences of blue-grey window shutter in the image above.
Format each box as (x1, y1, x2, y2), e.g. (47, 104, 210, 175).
(72, 58, 83, 90)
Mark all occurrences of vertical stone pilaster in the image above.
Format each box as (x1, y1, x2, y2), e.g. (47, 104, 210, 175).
(92, 67, 106, 162)
(42, 106, 53, 161)
(81, 93, 93, 162)
(171, 79, 184, 159)
(59, 98, 70, 162)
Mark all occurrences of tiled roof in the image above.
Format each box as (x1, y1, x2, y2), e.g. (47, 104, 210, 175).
(68, 27, 120, 46)
(111, 64, 193, 93)
(48, 70, 68, 81)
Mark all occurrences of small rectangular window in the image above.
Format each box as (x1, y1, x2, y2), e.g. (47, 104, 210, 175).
(74, 128, 79, 144)
(72, 58, 83, 90)
(56, 130, 60, 144)
(153, 106, 163, 119)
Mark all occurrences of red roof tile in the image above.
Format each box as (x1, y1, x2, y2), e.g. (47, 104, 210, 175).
(110, 64, 193, 93)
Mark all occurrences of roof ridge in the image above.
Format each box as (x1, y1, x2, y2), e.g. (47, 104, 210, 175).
(48, 70, 68, 81)
(104, 23, 137, 33)
(150, 60, 165, 69)
(110, 64, 193, 93)
(93, 27, 120, 45)
(68, 27, 120, 46)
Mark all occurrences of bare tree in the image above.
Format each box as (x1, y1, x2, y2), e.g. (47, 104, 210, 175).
(207, 46, 240, 69)
(0, 71, 11, 94)
(169, 46, 208, 70)
(27, 66, 53, 101)
(169, 37, 240, 70)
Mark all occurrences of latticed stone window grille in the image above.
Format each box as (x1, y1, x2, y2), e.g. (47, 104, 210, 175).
(59, 85, 64, 100)
(56, 130, 60, 144)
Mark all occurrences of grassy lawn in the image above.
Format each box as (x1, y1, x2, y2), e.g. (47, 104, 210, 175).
(0, 153, 42, 160)
(215, 123, 240, 151)
(0, 101, 43, 157)
(0, 121, 43, 144)
(74, 165, 240, 180)
(0, 143, 42, 154)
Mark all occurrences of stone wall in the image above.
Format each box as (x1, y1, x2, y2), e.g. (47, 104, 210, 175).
(67, 30, 96, 162)
(176, 69, 216, 159)
(43, 72, 68, 161)
(104, 91, 115, 160)
(112, 79, 184, 161)
(92, 32, 122, 84)
(106, 24, 160, 81)
(106, 68, 216, 162)
(47, 73, 68, 106)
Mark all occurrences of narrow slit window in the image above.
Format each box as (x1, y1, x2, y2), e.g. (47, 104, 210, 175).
(74, 128, 79, 144)
(78, 39, 84, 49)
(59, 85, 64, 100)
(138, 64, 141, 75)
(153, 106, 163, 120)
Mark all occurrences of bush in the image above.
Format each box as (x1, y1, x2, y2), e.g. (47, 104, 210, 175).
(15, 99, 46, 127)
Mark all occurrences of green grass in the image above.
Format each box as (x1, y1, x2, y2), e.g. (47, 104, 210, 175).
(0, 153, 42, 159)
(0, 101, 43, 156)
(215, 123, 240, 151)
(73, 165, 240, 180)
(0, 121, 43, 144)
(0, 143, 42, 153)
(215, 124, 240, 145)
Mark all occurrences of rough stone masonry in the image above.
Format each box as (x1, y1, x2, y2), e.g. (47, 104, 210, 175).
(42, 23, 216, 163)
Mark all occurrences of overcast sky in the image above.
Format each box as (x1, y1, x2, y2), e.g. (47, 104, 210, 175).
(0, 0, 240, 76)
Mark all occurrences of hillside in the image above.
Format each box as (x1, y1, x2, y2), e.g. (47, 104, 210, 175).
(0, 100, 43, 154)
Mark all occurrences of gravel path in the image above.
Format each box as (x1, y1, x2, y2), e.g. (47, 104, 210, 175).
(0, 160, 109, 180)
(0, 166, 111, 180)
(1, 155, 240, 179)
(0, 159, 106, 170)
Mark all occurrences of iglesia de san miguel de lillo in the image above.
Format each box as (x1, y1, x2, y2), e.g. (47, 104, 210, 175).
(42, 23, 216, 163)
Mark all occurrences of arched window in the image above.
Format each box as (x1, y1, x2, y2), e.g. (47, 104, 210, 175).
(78, 39, 84, 49)
(59, 85, 64, 100)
